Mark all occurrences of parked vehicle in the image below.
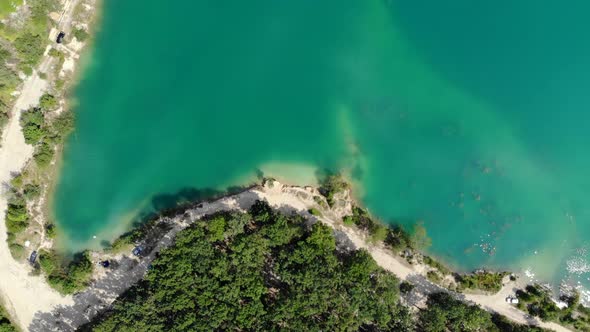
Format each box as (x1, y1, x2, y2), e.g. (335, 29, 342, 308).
(505, 296, 519, 304)
(29, 250, 37, 264)
(132, 246, 144, 256)
(56, 31, 66, 44)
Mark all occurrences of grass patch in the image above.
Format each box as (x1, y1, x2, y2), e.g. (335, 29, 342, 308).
(0, 0, 22, 19)
(307, 208, 321, 216)
(318, 174, 349, 207)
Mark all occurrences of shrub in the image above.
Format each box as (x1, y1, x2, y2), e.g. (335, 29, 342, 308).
(0, 302, 17, 331)
(0, 112, 7, 129)
(319, 174, 349, 206)
(8, 243, 25, 260)
(348, 206, 373, 230)
(9, 173, 23, 188)
(423, 256, 452, 275)
(342, 215, 354, 226)
(73, 28, 89, 42)
(427, 270, 443, 284)
(20, 107, 47, 144)
(48, 48, 61, 58)
(23, 183, 41, 200)
(38, 249, 59, 275)
(39, 93, 58, 110)
(34, 141, 54, 167)
(515, 284, 567, 323)
(410, 221, 431, 249)
(400, 281, 414, 294)
(456, 271, 506, 293)
(69, 251, 93, 282)
(51, 110, 74, 140)
(14, 32, 44, 67)
(313, 195, 327, 209)
(0, 64, 19, 90)
(5, 194, 28, 234)
(45, 251, 94, 294)
(384, 226, 411, 252)
(45, 223, 56, 238)
(369, 223, 388, 243)
(308, 208, 321, 216)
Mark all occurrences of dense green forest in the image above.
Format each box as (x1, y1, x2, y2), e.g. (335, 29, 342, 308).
(84, 200, 546, 332)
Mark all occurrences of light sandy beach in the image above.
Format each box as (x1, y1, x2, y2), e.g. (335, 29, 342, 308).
(0, 0, 82, 329)
(0, 56, 74, 329)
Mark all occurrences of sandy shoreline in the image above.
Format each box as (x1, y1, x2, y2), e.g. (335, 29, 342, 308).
(0, 54, 74, 329)
(0, 0, 85, 329)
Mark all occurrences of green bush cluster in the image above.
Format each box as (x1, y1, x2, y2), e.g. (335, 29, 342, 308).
(307, 207, 321, 216)
(0, 45, 19, 125)
(39, 93, 58, 110)
(420, 292, 550, 332)
(19, 93, 72, 168)
(515, 285, 590, 330)
(343, 205, 428, 250)
(427, 270, 443, 284)
(346, 206, 389, 243)
(105, 218, 162, 253)
(384, 224, 412, 253)
(5, 192, 29, 259)
(39, 250, 93, 294)
(20, 108, 47, 144)
(5, 194, 28, 235)
(85, 201, 414, 331)
(423, 256, 452, 275)
(45, 223, 56, 239)
(0, 0, 60, 138)
(73, 28, 89, 42)
(0, 303, 17, 332)
(318, 174, 349, 207)
(14, 32, 44, 71)
(455, 271, 506, 293)
(400, 281, 415, 294)
(23, 183, 41, 200)
(33, 141, 54, 167)
(8, 243, 25, 260)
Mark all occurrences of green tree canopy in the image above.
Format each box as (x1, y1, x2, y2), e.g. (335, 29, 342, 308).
(86, 202, 413, 331)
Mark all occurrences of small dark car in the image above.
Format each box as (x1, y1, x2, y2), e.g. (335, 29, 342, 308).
(29, 250, 37, 264)
(56, 32, 66, 44)
(132, 246, 144, 256)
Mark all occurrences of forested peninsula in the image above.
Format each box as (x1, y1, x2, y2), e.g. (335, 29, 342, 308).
(82, 200, 545, 332)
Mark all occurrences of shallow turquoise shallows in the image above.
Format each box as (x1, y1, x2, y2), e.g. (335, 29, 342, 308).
(55, 0, 590, 295)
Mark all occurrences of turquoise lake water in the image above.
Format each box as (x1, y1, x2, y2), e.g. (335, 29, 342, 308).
(54, 0, 590, 295)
